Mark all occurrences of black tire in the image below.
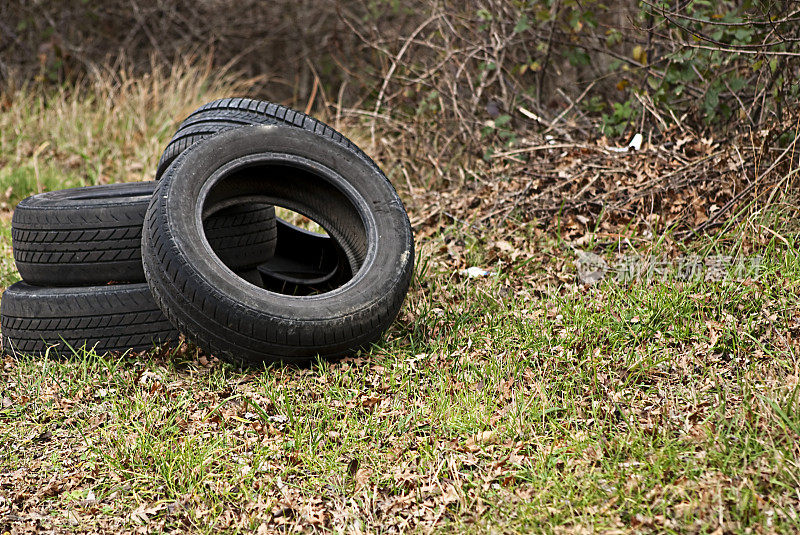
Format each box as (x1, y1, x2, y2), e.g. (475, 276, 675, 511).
(142, 125, 414, 365)
(12, 182, 277, 285)
(156, 97, 378, 179)
(0, 282, 179, 356)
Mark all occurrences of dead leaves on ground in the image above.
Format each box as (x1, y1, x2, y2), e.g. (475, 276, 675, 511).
(408, 127, 796, 244)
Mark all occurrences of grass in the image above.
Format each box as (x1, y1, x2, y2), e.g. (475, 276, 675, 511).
(1, 70, 799, 534)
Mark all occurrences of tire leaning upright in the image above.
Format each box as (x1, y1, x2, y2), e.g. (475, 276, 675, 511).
(155, 98, 377, 292)
(142, 125, 414, 365)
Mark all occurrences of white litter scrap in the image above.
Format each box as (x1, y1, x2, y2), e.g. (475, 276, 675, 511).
(608, 132, 643, 152)
(460, 266, 492, 278)
(628, 133, 643, 151)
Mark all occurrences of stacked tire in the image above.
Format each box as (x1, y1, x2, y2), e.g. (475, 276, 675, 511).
(1, 99, 414, 365)
(2, 183, 277, 356)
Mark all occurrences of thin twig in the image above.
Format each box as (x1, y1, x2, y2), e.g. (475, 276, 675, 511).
(371, 13, 443, 144)
(687, 129, 800, 236)
(304, 61, 320, 116)
(542, 80, 597, 135)
(640, 1, 800, 27)
(537, 0, 560, 106)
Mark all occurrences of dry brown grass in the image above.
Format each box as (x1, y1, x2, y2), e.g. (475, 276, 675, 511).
(0, 59, 259, 206)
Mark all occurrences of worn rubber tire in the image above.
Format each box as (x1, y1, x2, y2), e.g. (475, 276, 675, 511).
(12, 182, 277, 285)
(0, 282, 179, 356)
(142, 125, 414, 365)
(156, 97, 378, 179)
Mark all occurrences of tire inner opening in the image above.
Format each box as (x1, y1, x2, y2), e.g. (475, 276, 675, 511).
(201, 161, 367, 297)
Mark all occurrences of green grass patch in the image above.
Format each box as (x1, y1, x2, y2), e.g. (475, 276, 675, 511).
(1, 220, 798, 533)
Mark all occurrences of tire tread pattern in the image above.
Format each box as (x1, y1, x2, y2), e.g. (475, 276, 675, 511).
(155, 98, 384, 179)
(12, 183, 277, 285)
(0, 282, 178, 356)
